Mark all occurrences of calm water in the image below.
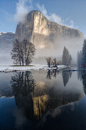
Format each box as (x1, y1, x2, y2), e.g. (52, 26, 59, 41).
(0, 69, 86, 130)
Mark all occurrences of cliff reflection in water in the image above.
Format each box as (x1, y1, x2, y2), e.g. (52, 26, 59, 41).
(11, 70, 85, 120)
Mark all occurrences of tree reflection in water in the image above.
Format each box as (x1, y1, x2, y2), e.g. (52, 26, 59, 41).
(46, 69, 59, 79)
(77, 70, 82, 81)
(77, 68, 86, 94)
(10, 70, 85, 121)
(77, 66, 82, 81)
(11, 71, 36, 120)
(11, 71, 49, 120)
(11, 71, 35, 96)
(81, 70, 86, 94)
(46, 69, 72, 87)
(62, 70, 72, 86)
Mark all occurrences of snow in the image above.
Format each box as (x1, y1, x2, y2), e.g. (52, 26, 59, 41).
(0, 32, 6, 35)
(7, 32, 15, 34)
(0, 32, 14, 35)
(57, 65, 66, 69)
(0, 64, 66, 72)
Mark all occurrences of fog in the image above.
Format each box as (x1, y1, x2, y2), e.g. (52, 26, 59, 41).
(14, 0, 32, 23)
(0, 36, 84, 65)
(0, 51, 13, 65)
(33, 36, 84, 64)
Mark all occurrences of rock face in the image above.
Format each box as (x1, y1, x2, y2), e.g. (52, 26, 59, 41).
(15, 10, 84, 50)
(0, 32, 15, 64)
(0, 10, 84, 64)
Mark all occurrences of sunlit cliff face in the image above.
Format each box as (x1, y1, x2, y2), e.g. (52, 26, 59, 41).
(39, 44, 45, 49)
(15, 10, 84, 61)
(36, 81, 46, 88)
(34, 15, 49, 36)
(33, 94, 49, 119)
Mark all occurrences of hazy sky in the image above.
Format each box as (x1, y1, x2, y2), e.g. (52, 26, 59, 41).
(0, 0, 86, 36)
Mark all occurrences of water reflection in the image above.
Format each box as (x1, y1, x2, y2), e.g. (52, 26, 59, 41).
(81, 70, 86, 94)
(46, 69, 59, 79)
(11, 71, 36, 120)
(77, 69, 86, 94)
(47, 69, 72, 87)
(77, 70, 82, 81)
(38, 97, 86, 130)
(10, 70, 85, 121)
(62, 70, 72, 86)
(11, 71, 35, 96)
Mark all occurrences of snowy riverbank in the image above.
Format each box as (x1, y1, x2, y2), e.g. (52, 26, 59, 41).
(0, 64, 66, 72)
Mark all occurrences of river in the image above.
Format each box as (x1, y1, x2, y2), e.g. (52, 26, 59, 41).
(0, 68, 86, 130)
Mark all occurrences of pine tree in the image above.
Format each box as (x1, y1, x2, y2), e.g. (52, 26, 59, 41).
(82, 39, 86, 64)
(68, 55, 72, 65)
(77, 51, 82, 67)
(62, 47, 72, 65)
(46, 57, 51, 67)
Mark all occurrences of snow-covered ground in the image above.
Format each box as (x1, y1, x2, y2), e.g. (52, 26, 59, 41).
(0, 64, 66, 72)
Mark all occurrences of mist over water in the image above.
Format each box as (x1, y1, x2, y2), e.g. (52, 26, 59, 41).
(0, 69, 86, 130)
(0, 48, 13, 65)
(33, 37, 84, 64)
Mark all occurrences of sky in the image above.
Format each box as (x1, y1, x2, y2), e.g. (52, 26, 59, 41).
(0, 0, 86, 36)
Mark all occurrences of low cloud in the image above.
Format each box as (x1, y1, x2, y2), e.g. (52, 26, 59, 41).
(36, 4, 64, 25)
(14, 1, 77, 28)
(36, 4, 76, 28)
(14, 0, 33, 23)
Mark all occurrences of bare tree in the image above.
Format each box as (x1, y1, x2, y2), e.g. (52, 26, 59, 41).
(46, 57, 58, 68)
(46, 57, 51, 67)
(11, 39, 35, 65)
(53, 58, 57, 67)
(11, 39, 22, 65)
(22, 39, 35, 65)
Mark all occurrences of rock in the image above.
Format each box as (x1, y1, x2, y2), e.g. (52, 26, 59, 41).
(15, 10, 84, 50)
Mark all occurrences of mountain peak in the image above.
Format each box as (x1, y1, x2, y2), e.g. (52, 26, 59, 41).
(29, 10, 42, 14)
(15, 10, 84, 56)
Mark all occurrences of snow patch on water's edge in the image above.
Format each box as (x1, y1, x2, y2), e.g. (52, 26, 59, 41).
(0, 64, 66, 72)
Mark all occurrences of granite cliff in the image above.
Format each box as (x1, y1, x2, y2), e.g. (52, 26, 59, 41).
(15, 10, 84, 51)
(0, 10, 85, 64)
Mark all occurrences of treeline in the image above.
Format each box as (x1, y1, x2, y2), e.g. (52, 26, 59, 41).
(33, 56, 62, 65)
(77, 39, 86, 67)
(46, 46, 72, 67)
(11, 39, 72, 67)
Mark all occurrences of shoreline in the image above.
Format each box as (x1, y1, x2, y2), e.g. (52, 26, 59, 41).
(0, 64, 66, 72)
